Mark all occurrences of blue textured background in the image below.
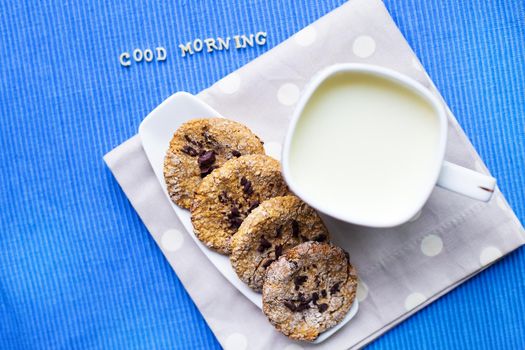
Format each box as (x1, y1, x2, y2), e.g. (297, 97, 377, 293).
(1, 0, 524, 349)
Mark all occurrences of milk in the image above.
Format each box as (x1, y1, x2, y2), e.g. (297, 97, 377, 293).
(288, 72, 441, 225)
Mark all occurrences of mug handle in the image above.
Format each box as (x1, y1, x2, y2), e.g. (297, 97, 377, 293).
(436, 161, 496, 201)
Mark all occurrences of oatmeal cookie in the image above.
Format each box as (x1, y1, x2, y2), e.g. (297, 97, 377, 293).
(164, 118, 264, 208)
(230, 195, 329, 292)
(262, 242, 357, 341)
(191, 155, 290, 254)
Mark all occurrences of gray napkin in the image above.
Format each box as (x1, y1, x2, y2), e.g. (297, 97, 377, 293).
(104, 0, 525, 349)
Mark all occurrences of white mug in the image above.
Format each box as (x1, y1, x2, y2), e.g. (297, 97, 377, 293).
(281, 63, 496, 227)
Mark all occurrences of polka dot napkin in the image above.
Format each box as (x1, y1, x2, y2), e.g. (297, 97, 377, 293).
(104, 0, 525, 349)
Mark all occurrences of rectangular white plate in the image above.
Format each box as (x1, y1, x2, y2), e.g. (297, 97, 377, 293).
(138, 91, 358, 344)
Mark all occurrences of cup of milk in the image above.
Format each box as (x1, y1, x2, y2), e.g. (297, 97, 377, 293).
(282, 63, 496, 228)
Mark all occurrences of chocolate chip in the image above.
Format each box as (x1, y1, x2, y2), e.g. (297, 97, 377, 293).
(184, 135, 195, 144)
(184, 135, 202, 147)
(203, 131, 217, 145)
(321, 290, 327, 298)
(295, 302, 310, 312)
(275, 225, 282, 238)
(199, 165, 217, 178)
(317, 303, 328, 313)
(294, 275, 307, 288)
(312, 292, 319, 303)
(330, 282, 340, 294)
(198, 150, 216, 168)
(257, 236, 272, 252)
(313, 234, 327, 242)
(228, 216, 243, 229)
(286, 294, 312, 312)
(344, 251, 350, 262)
(230, 206, 239, 216)
(291, 220, 299, 237)
(181, 145, 198, 156)
(283, 301, 296, 312)
(262, 259, 274, 269)
(218, 191, 228, 204)
(232, 150, 241, 157)
(248, 200, 260, 213)
(274, 245, 283, 258)
(227, 206, 243, 228)
(228, 207, 240, 219)
(240, 177, 253, 195)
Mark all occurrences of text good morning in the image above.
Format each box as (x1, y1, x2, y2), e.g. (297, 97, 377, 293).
(179, 32, 267, 57)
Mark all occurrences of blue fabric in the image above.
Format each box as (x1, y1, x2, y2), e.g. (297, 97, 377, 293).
(1, 0, 524, 349)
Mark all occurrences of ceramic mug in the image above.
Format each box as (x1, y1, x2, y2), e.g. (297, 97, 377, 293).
(281, 63, 496, 228)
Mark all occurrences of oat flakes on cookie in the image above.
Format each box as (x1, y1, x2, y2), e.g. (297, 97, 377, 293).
(262, 241, 357, 341)
(230, 195, 329, 292)
(163, 118, 265, 209)
(191, 155, 290, 254)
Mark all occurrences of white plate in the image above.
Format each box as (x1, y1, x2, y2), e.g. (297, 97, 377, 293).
(138, 91, 358, 344)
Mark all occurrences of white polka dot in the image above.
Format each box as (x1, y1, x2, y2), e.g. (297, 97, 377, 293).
(474, 160, 485, 173)
(284, 345, 304, 350)
(479, 246, 502, 266)
(217, 73, 241, 94)
(277, 83, 300, 106)
(352, 35, 376, 58)
(356, 280, 368, 302)
(496, 196, 508, 211)
(404, 292, 426, 311)
(409, 210, 422, 222)
(420, 234, 443, 257)
(264, 141, 282, 161)
(224, 333, 248, 350)
(161, 229, 184, 252)
(294, 26, 317, 47)
(412, 57, 423, 71)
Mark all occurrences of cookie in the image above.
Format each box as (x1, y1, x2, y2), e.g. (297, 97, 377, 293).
(191, 155, 290, 254)
(230, 195, 329, 292)
(262, 242, 358, 341)
(164, 118, 265, 209)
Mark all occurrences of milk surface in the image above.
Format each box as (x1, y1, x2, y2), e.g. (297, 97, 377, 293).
(288, 72, 441, 225)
